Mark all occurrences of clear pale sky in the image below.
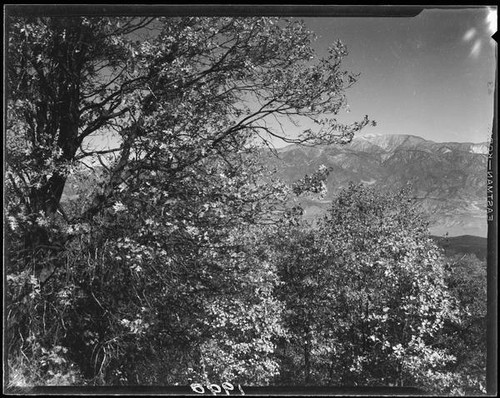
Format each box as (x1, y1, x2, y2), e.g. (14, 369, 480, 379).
(298, 7, 497, 145)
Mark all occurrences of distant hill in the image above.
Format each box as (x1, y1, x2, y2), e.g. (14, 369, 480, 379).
(431, 235, 488, 261)
(264, 134, 488, 237)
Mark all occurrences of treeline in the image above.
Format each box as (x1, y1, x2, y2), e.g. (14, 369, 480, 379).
(5, 15, 485, 394)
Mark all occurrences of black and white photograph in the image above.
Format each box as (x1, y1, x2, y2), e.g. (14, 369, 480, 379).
(4, 5, 498, 395)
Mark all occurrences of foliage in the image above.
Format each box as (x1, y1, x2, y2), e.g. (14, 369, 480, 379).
(6, 15, 369, 223)
(439, 254, 487, 394)
(6, 15, 369, 386)
(7, 338, 82, 388)
(5, 14, 483, 393)
(272, 184, 459, 391)
(64, 157, 289, 385)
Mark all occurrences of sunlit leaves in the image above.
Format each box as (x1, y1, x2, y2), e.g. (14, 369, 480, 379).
(6, 15, 373, 387)
(273, 184, 457, 389)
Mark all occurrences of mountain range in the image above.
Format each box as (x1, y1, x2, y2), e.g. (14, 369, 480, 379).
(265, 134, 489, 237)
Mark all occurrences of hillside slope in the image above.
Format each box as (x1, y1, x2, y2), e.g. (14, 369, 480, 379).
(265, 134, 488, 237)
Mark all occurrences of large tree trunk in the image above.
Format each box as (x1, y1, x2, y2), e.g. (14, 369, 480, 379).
(24, 24, 82, 251)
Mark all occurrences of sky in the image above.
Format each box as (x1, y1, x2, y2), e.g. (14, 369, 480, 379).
(83, 7, 497, 155)
(293, 7, 497, 146)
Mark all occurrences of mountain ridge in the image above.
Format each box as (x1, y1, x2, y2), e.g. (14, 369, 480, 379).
(267, 133, 488, 237)
(279, 133, 488, 154)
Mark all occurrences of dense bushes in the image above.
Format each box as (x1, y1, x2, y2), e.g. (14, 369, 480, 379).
(6, 180, 487, 393)
(5, 15, 486, 394)
(272, 184, 463, 390)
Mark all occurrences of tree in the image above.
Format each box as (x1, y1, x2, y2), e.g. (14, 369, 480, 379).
(57, 154, 290, 384)
(273, 184, 458, 391)
(6, 15, 371, 385)
(6, 16, 369, 228)
(439, 253, 487, 394)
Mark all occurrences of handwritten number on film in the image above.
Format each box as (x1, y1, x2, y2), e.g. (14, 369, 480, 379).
(190, 382, 245, 395)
